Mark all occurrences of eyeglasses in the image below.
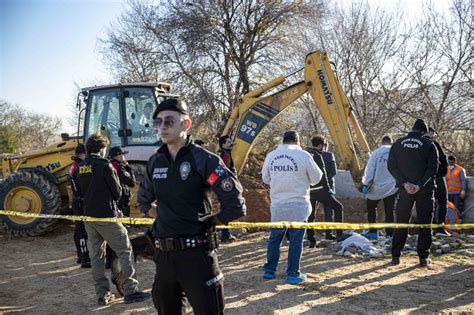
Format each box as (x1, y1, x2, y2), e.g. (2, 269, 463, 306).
(153, 118, 182, 129)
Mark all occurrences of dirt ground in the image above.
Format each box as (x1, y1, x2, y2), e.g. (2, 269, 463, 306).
(1, 222, 473, 314)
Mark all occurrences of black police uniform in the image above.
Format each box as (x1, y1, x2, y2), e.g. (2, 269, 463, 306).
(307, 147, 343, 243)
(68, 156, 90, 266)
(388, 131, 438, 259)
(430, 139, 448, 233)
(138, 137, 246, 315)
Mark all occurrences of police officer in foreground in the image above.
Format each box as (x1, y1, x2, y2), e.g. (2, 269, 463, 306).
(138, 98, 246, 314)
(388, 119, 438, 267)
(77, 134, 150, 305)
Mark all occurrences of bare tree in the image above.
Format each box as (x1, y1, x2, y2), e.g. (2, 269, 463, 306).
(312, 1, 412, 147)
(399, 0, 472, 126)
(100, 0, 326, 136)
(0, 101, 62, 154)
(395, 0, 473, 170)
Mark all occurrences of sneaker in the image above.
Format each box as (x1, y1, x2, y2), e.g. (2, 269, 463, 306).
(361, 232, 378, 240)
(391, 257, 400, 265)
(124, 291, 151, 304)
(419, 258, 430, 267)
(287, 273, 306, 285)
(263, 271, 276, 280)
(98, 292, 115, 306)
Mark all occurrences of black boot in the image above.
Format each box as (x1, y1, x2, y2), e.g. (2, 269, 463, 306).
(80, 252, 91, 268)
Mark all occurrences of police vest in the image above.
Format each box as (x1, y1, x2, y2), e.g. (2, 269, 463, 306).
(447, 164, 463, 193)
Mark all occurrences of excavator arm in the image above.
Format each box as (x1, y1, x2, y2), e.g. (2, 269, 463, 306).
(222, 51, 370, 185)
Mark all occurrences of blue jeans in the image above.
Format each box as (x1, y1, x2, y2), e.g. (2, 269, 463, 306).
(264, 228, 306, 277)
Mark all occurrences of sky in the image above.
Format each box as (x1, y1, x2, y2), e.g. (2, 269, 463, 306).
(0, 0, 452, 133)
(0, 0, 126, 132)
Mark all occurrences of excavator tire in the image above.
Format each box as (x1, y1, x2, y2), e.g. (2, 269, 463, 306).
(0, 170, 61, 236)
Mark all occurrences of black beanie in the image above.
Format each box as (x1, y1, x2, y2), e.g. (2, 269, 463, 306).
(412, 119, 428, 133)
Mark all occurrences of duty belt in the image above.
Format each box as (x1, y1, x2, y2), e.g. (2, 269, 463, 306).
(155, 236, 208, 251)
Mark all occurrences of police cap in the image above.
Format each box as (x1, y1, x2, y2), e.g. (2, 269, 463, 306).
(152, 98, 188, 119)
(109, 146, 129, 158)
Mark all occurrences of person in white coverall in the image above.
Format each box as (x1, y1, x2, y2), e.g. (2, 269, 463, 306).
(361, 135, 398, 238)
(261, 130, 322, 284)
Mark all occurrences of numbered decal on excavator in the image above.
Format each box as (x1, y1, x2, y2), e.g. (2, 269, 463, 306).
(237, 103, 279, 144)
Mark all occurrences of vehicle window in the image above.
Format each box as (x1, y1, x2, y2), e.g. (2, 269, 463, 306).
(86, 89, 122, 147)
(124, 87, 160, 145)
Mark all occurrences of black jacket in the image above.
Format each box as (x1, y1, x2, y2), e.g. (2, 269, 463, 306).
(307, 147, 331, 192)
(431, 139, 447, 177)
(77, 154, 122, 218)
(111, 160, 136, 209)
(67, 156, 83, 215)
(322, 151, 337, 191)
(388, 131, 438, 189)
(138, 137, 246, 239)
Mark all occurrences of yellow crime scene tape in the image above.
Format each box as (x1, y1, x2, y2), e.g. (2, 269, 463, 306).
(1, 210, 474, 230)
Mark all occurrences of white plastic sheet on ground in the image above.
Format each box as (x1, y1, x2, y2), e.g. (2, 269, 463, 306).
(338, 232, 385, 258)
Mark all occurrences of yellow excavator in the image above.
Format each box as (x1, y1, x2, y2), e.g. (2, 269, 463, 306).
(224, 51, 370, 178)
(0, 51, 370, 236)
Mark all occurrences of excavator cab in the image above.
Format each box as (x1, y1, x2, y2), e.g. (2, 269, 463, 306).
(79, 83, 176, 161)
